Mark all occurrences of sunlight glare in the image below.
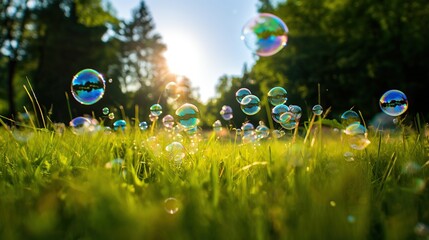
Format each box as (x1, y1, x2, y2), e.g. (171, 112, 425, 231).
(164, 32, 201, 77)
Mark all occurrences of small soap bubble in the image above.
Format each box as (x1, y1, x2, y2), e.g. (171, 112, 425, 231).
(240, 95, 261, 115)
(108, 78, 113, 83)
(329, 201, 336, 207)
(113, 119, 126, 131)
(379, 89, 408, 117)
(184, 126, 198, 136)
(166, 142, 185, 163)
(235, 88, 252, 103)
(241, 13, 288, 57)
(312, 104, 323, 116)
(164, 197, 180, 215)
(289, 105, 302, 120)
(347, 215, 356, 224)
(139, 121, 148, 131)
(105, 158, 124, 169)
(104, 126, 112, 134)
(220, 105, 233, 121)
(149, 113, 158, 122)
(344, 123, 370, 150)
(344, 152, 355, 162)
(267, 87, 287, 106)
(256, 124, 270, 139)
(69, 116, 92, 135)
(341, 110, 360, 126)
(271, 104, 290, 123)
(71, 69, 105, 105)
(165, 82, 180, 100)
(414, 222, 429, 237)
(241, 122, 255, 137)
(272, 129, 285, 138)
(213, 120, 222, 132)
(162, 115, 175, 129)
(150, 104, 163, 117)
(108, 112, 115, 120)
(175, 103, 199, 129)
(102, 107, 109, 115)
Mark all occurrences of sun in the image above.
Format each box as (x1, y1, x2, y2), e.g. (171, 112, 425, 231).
(163, 32, 201, 77)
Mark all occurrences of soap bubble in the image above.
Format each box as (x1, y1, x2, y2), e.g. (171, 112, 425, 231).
(102, 107, 109, 115)
(12, 113, 34, 142)
(149, 113, 158, 122)
(220, 105, 233, 121)
(240, 95, 261, 115)
(344, 152, 355, 162)
(379, 89, 408, 116)
(69, 116, 92, 135)
(71, 69, 105, 105)
(213, 120, 222, 132)
(312, 104, 323, 116)
(341, 110, 360, 126)
(113, 119, 126, 131)
(241, 13, 288, 57)
(267, 87, 287, 106)
(150, 104, 163, 117)
(241, 122, 255, 136)
(235, 88, 252, 103)
(166, 142, 185, 163)
(139, 121, 148, 131)
(344, 123, 371, 150)
(256, 123, 270, 139)
(272, 129, 285, 138)
(164, 197, 180, 215)
(280, 115, 298, 130)
(289, 105, 302, 120)
(162, 115, 175, 129)
(165, 81, 180, 100)
(108, 113, 115, 120)
(184, 126, 198, 136)
(175, 103, 199, 129)
(271, 104, 290, 123)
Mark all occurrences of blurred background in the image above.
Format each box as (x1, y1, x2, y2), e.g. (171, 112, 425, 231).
(1, 0, 428, 127)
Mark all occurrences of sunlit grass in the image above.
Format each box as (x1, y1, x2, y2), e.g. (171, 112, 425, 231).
(0, 120, 428, 239)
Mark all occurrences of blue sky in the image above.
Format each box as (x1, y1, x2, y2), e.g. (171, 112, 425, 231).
(109, 0, 260, 102)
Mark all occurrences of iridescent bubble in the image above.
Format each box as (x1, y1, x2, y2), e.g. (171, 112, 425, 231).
(149, 113, 158, 122)
(165, 82, 180, 100)
(272, 129, 285, 138)
(139, 121, 148, 131)
(220, 105, 233, 121)
(280, 114, 298, 130)
(176, 103, 199, 129)
(165, 142, 185, 163)
(379, 89, 408, 116)
(105, 158, 124, 169)
(12, 113, 34, 142)
(164, 197, 180, 215)
(235, 88, 252, 103)
(347, 215, 356, 224)
(104, 126, 112, 134)
(102, 107, 109, 115)
(312, 104, 323, 116)
(113, 119, 126, 131)
(242, 133, 257, 144)
(69, 116, 92, 135)
(414, 222, 429, 237)
(240, 95, 261, 115)
(344, 123, 370, 150)
(150, 104, 163, 117)
(289, 105, 302, 120)
(71, 69, 105, 105)
(271, 104, 290, 123)
(341, 110, 360, 126)
(267, 87, 287, 106)
(256, 123, 269, 139)
(108, 113, 115, 120)
(241, 122, 255, 136)
(184, 126, 198, 136)
(162, 115, 175, 129)
(241, 13, 288, 57)
(344, 152, 355, 162)
(213, 120, 222, 132)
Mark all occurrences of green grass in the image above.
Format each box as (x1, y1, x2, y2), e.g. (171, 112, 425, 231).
(0, 121, 428, 240)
